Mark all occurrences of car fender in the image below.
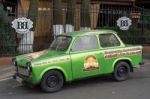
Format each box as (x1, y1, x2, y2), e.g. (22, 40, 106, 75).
(40, 66, 71, 82)
(112, 57, 132, 70)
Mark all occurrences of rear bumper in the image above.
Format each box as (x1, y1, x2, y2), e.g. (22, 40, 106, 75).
(139, 62, 144, 65)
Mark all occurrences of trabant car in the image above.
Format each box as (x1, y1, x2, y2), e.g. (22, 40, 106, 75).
(12, 30, 143, 92)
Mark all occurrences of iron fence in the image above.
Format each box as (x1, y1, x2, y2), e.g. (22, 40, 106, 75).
(0, 3, 150, 56)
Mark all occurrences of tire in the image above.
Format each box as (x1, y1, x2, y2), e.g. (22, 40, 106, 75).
(113, 62, 130, 81)
(40, 70, 64, 93)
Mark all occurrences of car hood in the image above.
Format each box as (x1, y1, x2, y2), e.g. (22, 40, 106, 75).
(16, 50, 66, 67)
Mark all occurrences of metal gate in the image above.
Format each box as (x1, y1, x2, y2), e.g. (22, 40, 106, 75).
(97, 4, 150, 45)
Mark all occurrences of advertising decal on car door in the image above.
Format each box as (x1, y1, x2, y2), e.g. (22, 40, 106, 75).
(104, 47, 142, 59)
(83, 55, 99, 71)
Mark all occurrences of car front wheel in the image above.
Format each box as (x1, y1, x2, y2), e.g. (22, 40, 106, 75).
(41, 70, 64, 93)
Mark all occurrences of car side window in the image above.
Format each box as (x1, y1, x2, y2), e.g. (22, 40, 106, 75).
(72, 35, 98, 52)
(99, 34, 120, 48)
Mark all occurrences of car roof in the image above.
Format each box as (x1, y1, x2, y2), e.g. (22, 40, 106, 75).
(63, 29, 117, 37)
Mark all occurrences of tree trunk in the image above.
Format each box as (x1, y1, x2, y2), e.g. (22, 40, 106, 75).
(66, 0, 76, 32)
(53, 0, 64, 37)
(18, 0, 39, 53)
(80, 0, 91, 30)
(28, 0, 39, 31)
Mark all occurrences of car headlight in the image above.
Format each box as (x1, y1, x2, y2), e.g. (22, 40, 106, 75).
(12, 58, 17, 66)
(26, 62, 32, 71)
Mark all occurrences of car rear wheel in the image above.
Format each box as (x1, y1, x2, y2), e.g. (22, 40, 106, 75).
(113, 62, 130, 81)
(40, 70, 64, 93)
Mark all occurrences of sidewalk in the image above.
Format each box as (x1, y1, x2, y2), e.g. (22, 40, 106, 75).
(0, 64, 15, 81)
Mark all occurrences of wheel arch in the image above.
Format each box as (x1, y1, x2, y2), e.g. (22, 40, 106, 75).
(113, 58, 133, 72)
(40, 66, 69, 83)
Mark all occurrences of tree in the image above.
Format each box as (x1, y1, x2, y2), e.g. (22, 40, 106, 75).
(66, 0, 76, 32)
(80, 0, 91, 30)
(53, 0, 64, 37)
(17, 0, 39, 53)
(0, 1, 16, 55)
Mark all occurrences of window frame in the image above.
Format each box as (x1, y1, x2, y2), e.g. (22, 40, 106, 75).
(99, 33, 121, 48)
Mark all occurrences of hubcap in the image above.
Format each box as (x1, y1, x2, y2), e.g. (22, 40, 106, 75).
(47, 75, 59, 88)
(117, 66, 128, 78)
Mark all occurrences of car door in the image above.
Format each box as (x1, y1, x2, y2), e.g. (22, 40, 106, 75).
(99, 33, 122, 73)
(70, 35, 106, 79)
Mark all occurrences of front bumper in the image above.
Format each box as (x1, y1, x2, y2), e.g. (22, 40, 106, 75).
(13, 64, 31, 81)
(13, 73, 31, 82)
(13, 72, 40, 85)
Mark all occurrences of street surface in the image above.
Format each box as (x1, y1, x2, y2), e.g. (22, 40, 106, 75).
(0, 60, 150, 99)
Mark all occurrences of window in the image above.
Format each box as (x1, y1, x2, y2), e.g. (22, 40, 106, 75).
(99, 34, 120, 47)
(49, 36, 72, 50)
(72, 35, 98, 52)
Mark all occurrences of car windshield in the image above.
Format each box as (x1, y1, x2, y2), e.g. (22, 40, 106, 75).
(49, 36, 72, 50)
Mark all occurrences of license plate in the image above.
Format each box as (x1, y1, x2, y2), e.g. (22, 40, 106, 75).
(16, 76, 22, 83)
(17, 67, 29, 76)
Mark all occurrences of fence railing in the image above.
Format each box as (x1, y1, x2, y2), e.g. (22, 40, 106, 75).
(0, 5, 150, 56)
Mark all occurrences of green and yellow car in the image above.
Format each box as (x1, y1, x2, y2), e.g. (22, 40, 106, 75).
(12, 30, 144, 92)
